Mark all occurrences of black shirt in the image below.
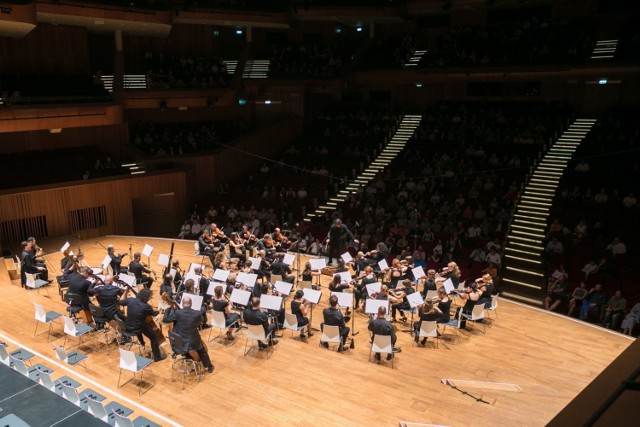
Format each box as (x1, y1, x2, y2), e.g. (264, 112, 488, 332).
(67, 273, 91, 299)
(322, 307, 345, 328)
(119, 297, 156, 332)
(128, 260, 150, 279)
(88, 283, 124, 318)
(243, 307, 269, 333)
(168, 307, 205, 351)
(369, 317, 395, 339)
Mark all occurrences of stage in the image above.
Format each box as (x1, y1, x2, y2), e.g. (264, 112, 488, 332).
(0, 235, 633, 426)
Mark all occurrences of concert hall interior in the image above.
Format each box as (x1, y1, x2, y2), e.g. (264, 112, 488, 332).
(0, 1, 639, 426)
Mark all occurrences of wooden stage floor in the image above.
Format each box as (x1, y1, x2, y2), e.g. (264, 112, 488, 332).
(0, 235, 633, 427)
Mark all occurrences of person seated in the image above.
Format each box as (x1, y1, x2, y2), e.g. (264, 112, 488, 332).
(603, 290, 626, 330)
(211, 285, 240, 340)
(432, 287, 452, 324)
(621, 303, 640, 336)
(390, 279, 416, 322)
(477, 274, 495, 308)
(579, 284, 606, 321)
(270, 253, 295, 284)
(242, 297, 277, 350)
(368, 306, 398, 361)
(321, 295, 350, 352)
(544, 274, 569, 312)
(290, 290, 313, 339)
(128, 252, 154, 289)
(567, 282, 588, 317)
(167, 295, 214, 373)
(328, 274, 351, 293)
(413, 298, 442, 346)
(420, 269, 437, 299)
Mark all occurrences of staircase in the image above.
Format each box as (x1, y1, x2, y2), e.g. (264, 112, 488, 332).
(121, 162, 146, 175)
(223, 60, 238, 76)
(100, 74, 147, 93)
(501, 118, 597, 306)
(591, 39, 618, 60)
(403, 49, 426, 68)
(303, 115, 422, 223)
(242, 60, 270, 78)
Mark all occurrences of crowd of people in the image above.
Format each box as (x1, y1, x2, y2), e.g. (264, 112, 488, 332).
(140, 51, 231, 89)
(269, 43, 346, 78)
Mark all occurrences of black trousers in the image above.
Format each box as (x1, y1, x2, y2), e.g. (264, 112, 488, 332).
(135, 324, 162, 360)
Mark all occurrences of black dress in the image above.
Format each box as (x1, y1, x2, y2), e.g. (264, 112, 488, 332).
(291, 300, 309, 327)
(212, 298, 240, 327)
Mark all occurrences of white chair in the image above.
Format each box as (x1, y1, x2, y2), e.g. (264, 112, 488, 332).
(60, 382, 105, 410)
(0, 344, 11, 366)
(414, 321, 438, 348)
(9, 356, 32, 377)
(62, 315, 93, 348)
(244, 323, 273, 358)
(370, 334, 394, 368)
(462, 304, 486, 333)
(270, 274, 283, 285)
(283, 312, 306, 339)
(86, 396, 133, 425)
(0, 346, 34, 367)
(208, 310, 238, 345)
(25, 272, 49, 294)
(486, 295, 499, 321)
(11, 358, 52, 382)
(34, 303, 62, 342)
(117, 348, 154, 395)
(54, 343, 88, 369)
(319, 325, 341, 351)
(113, 411, 162, 427)
(438, 314, 463, 345)
(194, 241, 200, 256)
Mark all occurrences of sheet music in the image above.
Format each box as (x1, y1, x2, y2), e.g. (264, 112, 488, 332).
(337, 271, 352, 284)
(340, 251, 353, 263)
(60, 242, 70, 253)
(365, 299, 389, 315)
(331, 291, 353, 308)
(212, 269, 230, 282)
(260, 294, 283, 311)
(179, 293, 203, 311)
(157, 254, 170, 268)
(206, 281, 225, 296)
(188, 263, 204, 274)
(302, 288, 322, 304)
(273, 281, 293, 296)
(118, 274, 136, 287)
(141, 244, 153, 257)
(248, 257, 262, 271)
(309, 258, 326, 271)
(412, 266, 426, 280)
(282, 253, 295, 266)
(91, 267, 102, 275)
(365, 281, 382, 296)
(443, 278, 454, 294)
(100, 255, 111, 269)
(230, 288, 251, 306)
(377, 259, 389, 271)
(237, 272, 257, 288)
(184, 273, 202, 287)
(407, 291, 424, 308)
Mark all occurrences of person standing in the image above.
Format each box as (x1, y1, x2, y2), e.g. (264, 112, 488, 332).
(325, 219, 358, 265)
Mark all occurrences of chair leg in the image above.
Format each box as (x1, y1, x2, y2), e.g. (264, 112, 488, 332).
(34, 322, 39, 337)
(117, 368, 122, 388)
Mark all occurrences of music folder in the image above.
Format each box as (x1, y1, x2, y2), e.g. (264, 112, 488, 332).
(157, 254, 170, 268)
(331, 292, 353, 308)
(407, 291, 424, 308)
(365, 299, 389, 315)
(188, 263, 204, 274)
(340, 251, 353, 263)
(377, 259, 389, 271)
(260, 294, 283, 311)
(302, 288, 322, 304)
(443, 278, 455, 294)
(309, 258, 326, 271)
(91, 267, 102, 275)
(230, 288, 251, 307)
(237, 272, 257, 288)
(365, 281, 382, 296)
(248, 257, 262, 271)
(337, 271, 352, 283)
(273, 281, 293, 296)
(412, 266, 426, 280)
(100, 255, 111, 269)
(206, 280, 225, 296)
(60, 242, 70, 253)
(118, 274, 136, 287)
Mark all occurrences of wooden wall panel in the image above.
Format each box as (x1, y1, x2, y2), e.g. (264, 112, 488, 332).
(0, 171, 186, 245)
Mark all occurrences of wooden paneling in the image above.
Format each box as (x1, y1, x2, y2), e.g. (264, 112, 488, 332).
(0, 171, 187, 245)
(0, 104, 124, 134)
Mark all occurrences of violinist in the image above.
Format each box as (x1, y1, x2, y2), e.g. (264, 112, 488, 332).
(456, 280, 483, 328)
(353, 251, 373, 275)
(211, 285, 240, 340)
(210, 223, 228, 245)
(26, 237, 49, 282)
(255, 250, 272, 283)
(390, 279, 416, 323)
(256, 234, 277, 262)
(128, 252, 154, 289)
(270, 253, 295, 284)
(477, 274, 494, 308)
(67, 266, 94, 324)
(227, 232, 247, 266)
(171, 260, 183, 291)
(213, 252, 230, 271)
(329, 274, 351, 293)
(159, 273, 175, 302)
(354, 266, 376, 311)
(385, 259, 406, 289)
(88, 274, 126, 328)
(62, 251, 86, 280)
(20, 240, 47, 288)
(272, 228, 290, 250)
(240, 225, 258, 258)
(107, 245, 128, 275)
(413, 298, 442, 346)
(198, 229, 217, 266)
(420, 269, 437, 299)
(301, 261, 313, 282)
(167, 295, 214, 373)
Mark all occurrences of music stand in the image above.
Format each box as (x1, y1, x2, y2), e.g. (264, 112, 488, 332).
(302, 288, 322, 331)
(404, 292, 425, 335)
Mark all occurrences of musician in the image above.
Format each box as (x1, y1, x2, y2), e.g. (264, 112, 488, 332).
(432, 287, 452, 324)
(128, 252, 154, 289)
(210, 223, 227, 246)
(456, 281, 483, 328)
(355, 266, 376, 311)
(329, 274, 351, 293)
(386, 259, 406, 289)
(20, 241, 46, 288)
(390, 279, 416, 322)
(67, 266, 94, 324)
(353, 251, 374, 275)
(167, 295, 214, 373)
(255, 250, 272, 283)
(270, 253, 295, 284)
(442, 262, 462, 288)
(272, 228, 289, 249)
(420, 269, 437, 299)
(301, 261, 313, 282)
(413, 298, 442, 346)
(325, 219, 358, 265)
(26, 237, 49, 281)
(212, 285, 240, 340)
(240, 225, 257, 258)
(193, 267, 212, 309)
(118, 288, 166, 362)
(228, 232, 247, 266)
(198, 230, 217, 266)
(159, 273, 174, 302)
(321, 295, 349, 352)
(242, 297, 278, 350)
(213, 252, 229, 271)
(368, 306, 398, 361)
(256, 234, 277, 262)
(171, 260, 183, 290)
(478, 274, 494, 308)
(88, 274, 126, 327)
(62, 251, 86, 280)
(107, 245, 127, 274)
(291, 290, 313, 339)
